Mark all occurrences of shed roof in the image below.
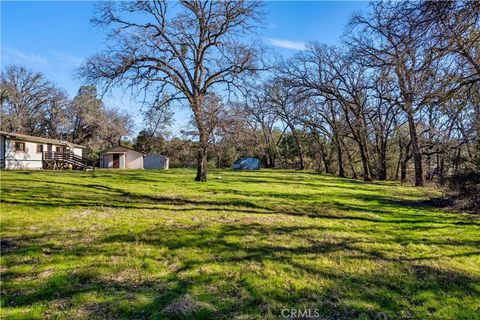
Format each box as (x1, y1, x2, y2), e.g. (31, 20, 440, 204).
(100, 145, 143, 155)
(0, 131, 86, 149)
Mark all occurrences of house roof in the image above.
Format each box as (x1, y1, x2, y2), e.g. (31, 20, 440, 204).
(100, 145, 143, 155)
(0, 131, 87, 149)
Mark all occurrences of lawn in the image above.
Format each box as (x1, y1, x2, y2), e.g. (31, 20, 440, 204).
(1, 169, 479, 319)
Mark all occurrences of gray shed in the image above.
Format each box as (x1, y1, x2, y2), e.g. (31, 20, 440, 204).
(143, 154, 169, 169)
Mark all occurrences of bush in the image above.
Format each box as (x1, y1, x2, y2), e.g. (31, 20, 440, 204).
(446, 171, 480, 213)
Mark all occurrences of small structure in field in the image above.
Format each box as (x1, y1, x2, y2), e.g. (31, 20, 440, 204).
(0, 131, 88, 170)
(99, 145, 143, 169)
(144, 154, 169, 169)
(232, 157, 261, 170)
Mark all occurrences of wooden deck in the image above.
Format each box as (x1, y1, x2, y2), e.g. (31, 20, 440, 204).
(42, 152, 95, 170)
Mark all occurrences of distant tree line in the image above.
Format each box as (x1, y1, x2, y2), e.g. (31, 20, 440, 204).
(131, 1, 479, 190)
(0, 66, 132, 158)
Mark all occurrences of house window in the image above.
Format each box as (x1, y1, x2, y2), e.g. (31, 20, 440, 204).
(14, 142, 26, 152)
(37, 144, 44, 153)
(56, 146, 63, 153)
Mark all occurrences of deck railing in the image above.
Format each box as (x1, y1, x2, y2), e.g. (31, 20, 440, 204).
(43, 151, 95, 169)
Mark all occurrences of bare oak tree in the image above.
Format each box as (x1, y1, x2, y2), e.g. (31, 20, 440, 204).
(266, 79, 306, 170)
(240, 84, 282, 168)
(1, 66, 68, 137)
(79, 0, 264, 181)
(280, 43, 374, 180)
(348, 2, 445, 186)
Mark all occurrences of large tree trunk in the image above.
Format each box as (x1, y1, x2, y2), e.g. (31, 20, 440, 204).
(343, 142, 358, 180)
(378, 151, 387, 180)
(195, 145, 208, 182)
(193, 98, 208, 182)
(378, 138, 387, 180)
(356, 116, 373, 181)
(407, 112, 424, 186)
(312, 131, 330, 174)
(320, 143, 331, 174)
(357, 140, 373, 181)
(439, 154, 445, 181)
(262, 125, 275, 168)
(398, 138, 411, 183)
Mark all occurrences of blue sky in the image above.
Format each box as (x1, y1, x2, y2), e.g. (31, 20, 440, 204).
(1, 1, 369, 138)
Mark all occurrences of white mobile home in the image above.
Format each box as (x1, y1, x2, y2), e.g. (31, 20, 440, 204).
(0, 131, 86, 170)
(99, 146, 144, 169)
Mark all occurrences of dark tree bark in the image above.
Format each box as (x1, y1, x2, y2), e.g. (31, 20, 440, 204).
(406, 112, 424, 186)
(377, 139, 387, 180)
(317, 137, 331, 174)
(341, 139, 358, 179)
(196, 147, 208, 182)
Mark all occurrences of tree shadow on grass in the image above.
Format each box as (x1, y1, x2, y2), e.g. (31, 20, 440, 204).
(104, 224, 480, 318)
(3, 179, 476, 232)
(2, 172, 480, 318)
(2, 222, 479, 319)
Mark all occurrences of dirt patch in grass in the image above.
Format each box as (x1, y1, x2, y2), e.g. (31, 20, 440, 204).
(162, 294, 216, 318)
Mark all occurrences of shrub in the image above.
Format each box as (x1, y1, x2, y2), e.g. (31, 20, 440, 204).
(446, 171, 480, 213)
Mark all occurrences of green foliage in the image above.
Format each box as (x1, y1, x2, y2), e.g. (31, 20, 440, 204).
(69, 85, 132, 155)
(133, 130, 167, 155)
(1, 169, 479, 319)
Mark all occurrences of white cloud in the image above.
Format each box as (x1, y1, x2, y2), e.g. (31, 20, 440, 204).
(2, 47, 48, 65)
(266, 38, 306, 50)
(50, 50, 83, 67)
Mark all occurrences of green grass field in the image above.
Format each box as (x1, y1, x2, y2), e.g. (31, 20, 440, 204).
(1, 169, 479, 319)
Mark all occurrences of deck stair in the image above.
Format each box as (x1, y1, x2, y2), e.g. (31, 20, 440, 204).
(43, 152, 95, 170)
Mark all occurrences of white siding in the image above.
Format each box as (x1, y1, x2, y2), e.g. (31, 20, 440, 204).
(99, 147, 143, 169)
(0, 134, 86, 170)
(100, 153, 127, 168)
(125, 151, 143, 169)
(119, 154, 126, 169)
(3, 139, 44, 169)
(73, 147, 83, 157)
